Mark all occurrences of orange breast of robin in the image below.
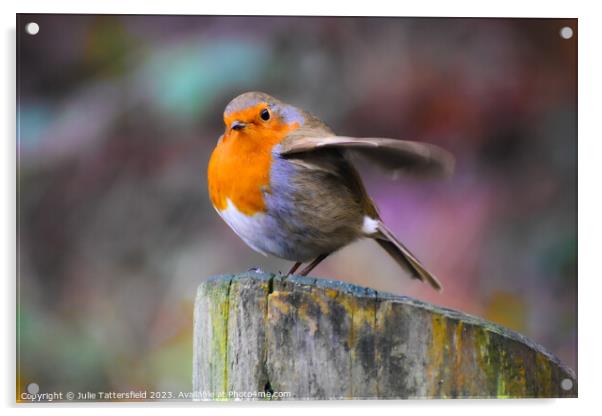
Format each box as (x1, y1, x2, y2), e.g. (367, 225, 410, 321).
(208, 103, 300, 216)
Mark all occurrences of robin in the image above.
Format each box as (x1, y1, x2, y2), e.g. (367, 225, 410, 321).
(208, 92, 454, 291)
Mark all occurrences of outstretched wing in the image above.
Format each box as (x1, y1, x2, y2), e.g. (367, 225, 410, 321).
(278, 136, 455, 178)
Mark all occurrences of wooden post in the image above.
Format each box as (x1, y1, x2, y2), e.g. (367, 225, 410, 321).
(193, 272, 576, 400)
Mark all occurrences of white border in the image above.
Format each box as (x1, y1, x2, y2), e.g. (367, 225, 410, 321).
(6, 0, 584, 17)
(3, 1, 601, 415)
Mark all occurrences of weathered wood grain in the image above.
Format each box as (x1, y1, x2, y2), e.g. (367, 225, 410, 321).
(193, 272, 576, 400)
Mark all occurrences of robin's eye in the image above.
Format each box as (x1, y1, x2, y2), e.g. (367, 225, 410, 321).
(260, 108, 270, 121)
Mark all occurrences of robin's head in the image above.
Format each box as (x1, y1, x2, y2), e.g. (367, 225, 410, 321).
(223, 92, 305, 137)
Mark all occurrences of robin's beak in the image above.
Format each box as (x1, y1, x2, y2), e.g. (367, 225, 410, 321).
(231, 120, 246, 131)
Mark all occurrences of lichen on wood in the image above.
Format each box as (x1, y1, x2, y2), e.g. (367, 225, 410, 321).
(192, 272, 576, 400)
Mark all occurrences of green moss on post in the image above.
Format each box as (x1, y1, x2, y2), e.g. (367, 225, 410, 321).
(193, 272, 576, 400)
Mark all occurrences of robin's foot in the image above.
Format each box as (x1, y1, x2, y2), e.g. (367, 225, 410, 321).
(285, 262, 302, 276)
(299, 253, 330, 276)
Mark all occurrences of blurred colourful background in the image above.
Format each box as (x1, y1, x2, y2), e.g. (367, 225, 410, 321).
(17, 15, 577, 398)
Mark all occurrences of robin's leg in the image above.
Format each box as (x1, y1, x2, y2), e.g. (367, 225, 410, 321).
(299, 253, 330, 276)
(286, 262, 302, 276)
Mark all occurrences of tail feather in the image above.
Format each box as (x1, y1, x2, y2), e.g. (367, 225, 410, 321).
(372, 221, 443, 292)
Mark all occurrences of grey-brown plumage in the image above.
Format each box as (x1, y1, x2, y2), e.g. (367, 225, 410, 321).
(214, 91, 454, 291)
